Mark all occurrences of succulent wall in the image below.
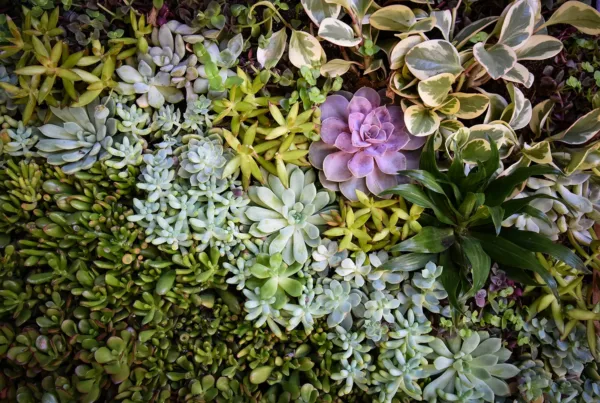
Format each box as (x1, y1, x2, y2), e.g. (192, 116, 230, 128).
(1, 0, 600, 402)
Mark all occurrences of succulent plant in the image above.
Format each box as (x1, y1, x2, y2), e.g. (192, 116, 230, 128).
(105, 135, 143, 169)
(247, 253, 303, 302)
(116, 60, 184, 109)
(316, 279, 361, 329)
(423, 331, 520, 402)
(311, 239, 348, 275)
(245, 164, 335, 264)
(2, 121, 38, 158)
(178, 134, 229, 186)
(371, 348, 427, 402)
(36, 98, 117, 174)
(309, 87, 425, 201)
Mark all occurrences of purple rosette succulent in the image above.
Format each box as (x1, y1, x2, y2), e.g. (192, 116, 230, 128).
(309, 87, 425, 201)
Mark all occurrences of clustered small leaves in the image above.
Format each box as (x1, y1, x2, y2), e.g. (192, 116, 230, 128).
(1, 0, 600, 402)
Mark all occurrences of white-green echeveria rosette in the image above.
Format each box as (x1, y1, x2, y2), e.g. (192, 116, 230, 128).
(423, 331, 520, 402)
(245, 164, 335, 265)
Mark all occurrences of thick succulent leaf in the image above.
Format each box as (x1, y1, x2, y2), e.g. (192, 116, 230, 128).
(549, 108, 600, 145)
(405, 40, 463, 81)
(452, 93, 490, 119)
(504, 63, 534, 88)
(417, 73, 455, 108)
(431, 10, 452, 40)
(516, 35, 563, 60)
(369, 5, 416, 31)
(390, 227, 455, 254)
(289, 30, 325, 69)
(522, 141, 552, 164)
(473, 43, 517, 80)
(498, 0, 535, 50)
(301, 0, 341, 26)
(529, 100, 554, 137)
(543, 1, 600, 35)
(390, 36, 424, 70)
(320, 59, 360, 77)
(404, 105, 440, 137)
(257, 28, 287, 69)
(453, 16, 498, 49)
(318, 18, 361, 47)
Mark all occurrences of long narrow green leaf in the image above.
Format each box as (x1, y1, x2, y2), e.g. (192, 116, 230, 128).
(471, 232, 558, 297)
(502, 194, 575, 217)
(499, 228, 589, 273)
(381, 184, 455, 225)
(461, 236, 491, 299)
(521, 205, 553, 227)
(398, 170, 447, 195)
(487, 205, 504, 235)
(439, 249, 462, 310)
(481, 136, 500, 187)
(390, 227, 455, 254)
(379, 253, 436, 272)
(485, 165, 562, 206)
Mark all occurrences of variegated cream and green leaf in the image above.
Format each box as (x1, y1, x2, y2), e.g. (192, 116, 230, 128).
(289, 30, 326, 69)
(318, 18, 361, 47)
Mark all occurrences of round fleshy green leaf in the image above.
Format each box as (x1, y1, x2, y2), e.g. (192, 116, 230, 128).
(369, 5, 415, 31)
(516, 35, 563, 61)
(318, 18, 361, 47)
(289, 30, 325, 69)
(320, 59, 360, 77)
(406, 40, 463, 81)
(498, 0, 534, 50)
(417, 73, 455, 108)
(250, 366, 274, 384)
(404, 105, 441, 137)
(301, 0, 340, 26)
(257, 28, 287, 69)
(543, 1, 600, 35)
(453, 93, 490, 119)
(473, 43, 517, 80)
(390, 36, 424, 70)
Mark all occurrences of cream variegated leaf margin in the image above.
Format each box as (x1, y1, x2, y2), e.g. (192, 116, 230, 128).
(498, 0, 534, 50)
(318, 18, 361, 47)
(289, 30, 326, 69)
(405, 105, 440, 136)
(549, 108, 600, 145)
(462, 138, 492, 163)
(405, 40, 463, 81)
(542, 1, 600, 35)
(523, 141, 552, 164)
(565, 141, 600, 175)
(417, 73, 455, 108)
(369, 5, 416, 31)
(504, 63, 534, 88)
(390, 36, 424, 70)
(437, 97, 460, 115)
(257, 28, 287, 69)
(516, 35, 563, 61)
(452, 93, 490, 119)
(473, 43, 517, 80)
(431, 10, 452, 41)
(396, 17, 436, 39)
(530, 100, 554, 137)
(501, 84, 532, 131)
(301, 0, 341, 26)
(320, 59, 360, 77)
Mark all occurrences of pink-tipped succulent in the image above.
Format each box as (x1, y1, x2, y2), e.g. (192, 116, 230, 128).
(309, 87, 425, 201)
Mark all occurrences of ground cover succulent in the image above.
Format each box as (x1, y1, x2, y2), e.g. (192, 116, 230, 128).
(1, 0, 600, 402)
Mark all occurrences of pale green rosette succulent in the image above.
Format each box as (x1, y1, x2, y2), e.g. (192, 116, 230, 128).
(36, 98, 118, 174)
(177, 134, 229, 186)
(423, 331, 519, 402)
(245, 164, 335, 265)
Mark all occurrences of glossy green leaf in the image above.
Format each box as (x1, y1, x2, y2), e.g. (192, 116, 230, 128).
(390, 227, 455, 253)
